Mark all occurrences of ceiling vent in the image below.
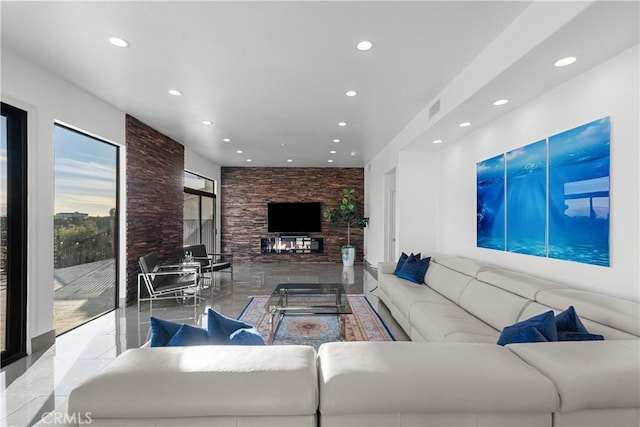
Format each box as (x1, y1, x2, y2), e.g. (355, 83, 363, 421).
(428, 99, 441, 119)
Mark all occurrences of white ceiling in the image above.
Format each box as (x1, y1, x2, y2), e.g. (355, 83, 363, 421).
(406, 0, 640, 152)
(1, 1, 638, 168)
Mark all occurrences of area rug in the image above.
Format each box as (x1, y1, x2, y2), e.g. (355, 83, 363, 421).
(238, 295, 394, 349)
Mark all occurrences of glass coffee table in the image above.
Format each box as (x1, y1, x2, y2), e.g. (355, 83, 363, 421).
(264, 283, 352, 344)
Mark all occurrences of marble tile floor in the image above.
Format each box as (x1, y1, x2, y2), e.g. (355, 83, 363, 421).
(0, 262, 407, 427)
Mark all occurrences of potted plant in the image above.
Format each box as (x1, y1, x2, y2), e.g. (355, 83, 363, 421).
(324, 188, 369, 266)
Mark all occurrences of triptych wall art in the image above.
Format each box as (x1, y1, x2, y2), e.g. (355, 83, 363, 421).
(476, 116, 610, 267)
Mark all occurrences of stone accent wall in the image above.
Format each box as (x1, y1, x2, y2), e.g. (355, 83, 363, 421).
(221, 167, 365, 263)
(126, 115, 184, 302)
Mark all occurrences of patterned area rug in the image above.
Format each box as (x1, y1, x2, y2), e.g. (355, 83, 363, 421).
(238, 295, 394, 349)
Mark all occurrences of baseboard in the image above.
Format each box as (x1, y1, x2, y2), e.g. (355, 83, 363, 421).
(31, 329, 56, 353)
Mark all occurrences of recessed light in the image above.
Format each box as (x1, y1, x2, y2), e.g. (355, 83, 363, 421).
(356, 41, 373, 51)
(459, 122, 471, 128)
(350, 152, 357, 156)
(493, 99, 509, 106)
(328, 159, 334, 163)
(330, 150, 337, 154)
(108, 37, 130, 48)
(554, 56, 577, 67)
(246, 159, 252, 162)
(287, 159, 293, 163)
(223, 138, 231, 142)
(433, 139, 443, 144)
(338, 122, 347, 127)
(281, 143, 286, 147)
(201, 120, 213, 125)
(345, 90, 358, 97)
(332, 139, 340, 143)
(168, 89, 183, 96)
(236, 150, 243, 154)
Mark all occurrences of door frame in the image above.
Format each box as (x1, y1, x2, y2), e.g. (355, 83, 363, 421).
(183, 170, 217, 250)
(183, 188, 217, 249)
(384, 168, 397, 262)
(1, 102, 28, 367)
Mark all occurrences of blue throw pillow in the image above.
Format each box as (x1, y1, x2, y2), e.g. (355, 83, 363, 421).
(150, 317, 183, 347)
(497, 311, 558, 346)
(167, 324, 211, 347)
(497, 325, 549, 346)
(393, 252, 423, 274)
(555, 306, 604, 341)
(395, 256, 431, 284)
(557, 331, 604, 341)
(555, 306, 588, 333)
(228, 327, 265, 345)
(394, 252, 409, 273)
(208, 308, 254, 343)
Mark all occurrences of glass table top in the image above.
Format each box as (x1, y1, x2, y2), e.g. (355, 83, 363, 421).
(265, 283, 352, 315)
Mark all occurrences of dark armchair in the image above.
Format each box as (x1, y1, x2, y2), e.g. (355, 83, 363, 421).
(137, 252, 200, 312)
(180, 244, 233, 280)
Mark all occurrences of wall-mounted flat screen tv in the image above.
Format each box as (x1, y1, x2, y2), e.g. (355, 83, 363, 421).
(268, 202, 322, 233)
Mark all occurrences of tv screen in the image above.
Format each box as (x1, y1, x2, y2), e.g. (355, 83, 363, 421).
(268, 202, 322, 233)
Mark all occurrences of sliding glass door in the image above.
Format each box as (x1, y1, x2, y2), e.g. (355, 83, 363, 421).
(53, 124, 118, 335)
(1, 103, 28, 367)
(201, 195, 215, 251)
(183, 171, 216, 251)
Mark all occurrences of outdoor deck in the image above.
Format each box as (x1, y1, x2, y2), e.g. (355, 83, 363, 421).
(54, 258, 116, 334)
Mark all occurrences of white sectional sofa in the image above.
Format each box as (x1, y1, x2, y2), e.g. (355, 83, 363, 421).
(374, 255, 640, 426)
(43, 255, 640, 427)
(377, 255, 639, 342)
(317, 341, 560, 427)
(43, 345, 319, 427)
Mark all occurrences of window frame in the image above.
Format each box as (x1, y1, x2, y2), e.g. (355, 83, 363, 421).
(183, 171, 216, 249)
(52, 123, 120, 335)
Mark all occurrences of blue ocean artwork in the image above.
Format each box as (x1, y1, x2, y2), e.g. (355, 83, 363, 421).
(477, 154, 505, 250)
(506, 140, 547, 256)
(548, 117, 610, 267)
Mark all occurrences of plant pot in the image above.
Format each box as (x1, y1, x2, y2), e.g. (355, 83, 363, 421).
(342, 266, 355, 285)
(341, 246, 356, 267)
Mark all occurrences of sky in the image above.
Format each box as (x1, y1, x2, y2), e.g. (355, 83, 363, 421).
(54, 125, 117, 217)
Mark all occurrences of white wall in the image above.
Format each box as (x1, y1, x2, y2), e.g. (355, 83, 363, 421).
(1, 48, 226, 350)
(364, 144, 399, 264)
(184, 149, 222, 252)
(397, 151, 439, 256)
(2, 48, 126, 346)
(364, 2, 592, 267)
(437, 46, 639, 302)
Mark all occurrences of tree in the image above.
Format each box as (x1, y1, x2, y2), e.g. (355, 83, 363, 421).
(324, 188, 369, 247)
